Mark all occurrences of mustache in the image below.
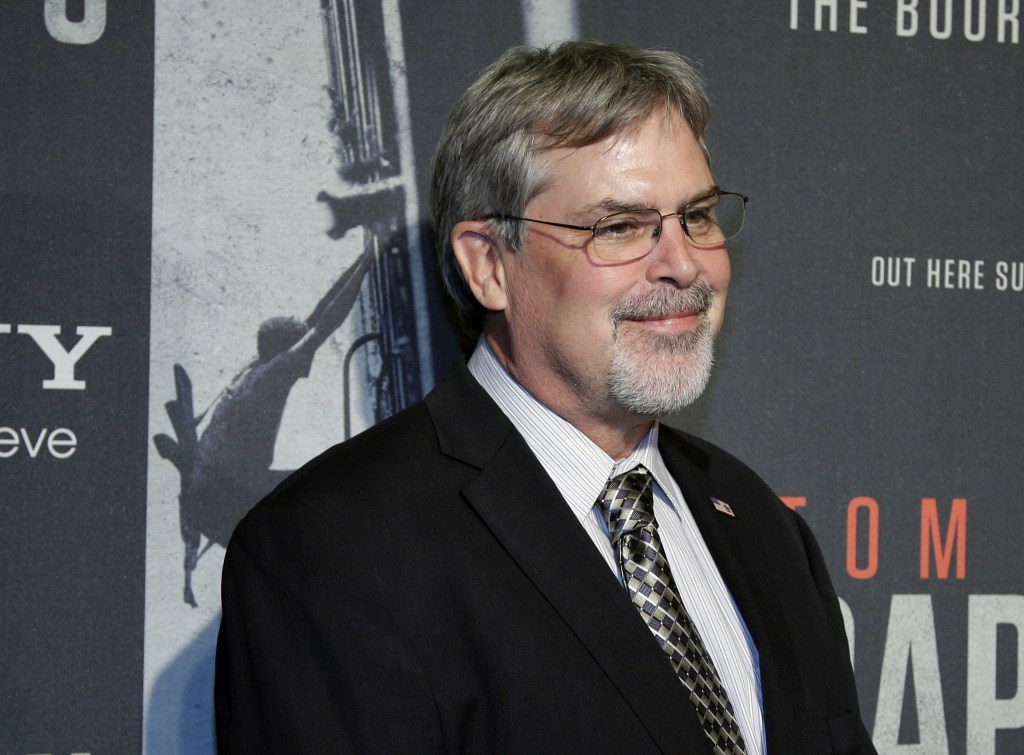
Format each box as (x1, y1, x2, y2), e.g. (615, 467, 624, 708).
(610, 281, 714, 323)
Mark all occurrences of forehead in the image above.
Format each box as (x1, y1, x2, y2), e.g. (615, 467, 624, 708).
(529, 113, 712, 214)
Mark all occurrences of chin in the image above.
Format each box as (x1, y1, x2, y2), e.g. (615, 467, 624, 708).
(607, 325, 715, 416)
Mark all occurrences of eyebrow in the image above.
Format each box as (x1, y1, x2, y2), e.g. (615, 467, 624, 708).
(684, 185, 721, 206)
(574, 185, 720, 220)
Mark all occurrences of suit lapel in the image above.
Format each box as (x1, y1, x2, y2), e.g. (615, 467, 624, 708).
(658, 431, 806, 747)
(426, 364, 713, 753)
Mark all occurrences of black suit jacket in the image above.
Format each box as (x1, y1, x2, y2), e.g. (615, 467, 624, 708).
(215, 362, 875, 753)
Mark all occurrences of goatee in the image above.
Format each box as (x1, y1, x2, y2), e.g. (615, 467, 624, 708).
(607, 282, 716, 416)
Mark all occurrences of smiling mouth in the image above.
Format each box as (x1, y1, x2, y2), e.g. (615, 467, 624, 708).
(624, 310, 704, 338)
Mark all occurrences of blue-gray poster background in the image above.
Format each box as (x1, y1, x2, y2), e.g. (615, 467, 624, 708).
(2, 2, 153, 752)
(2, 1, 1021, 753)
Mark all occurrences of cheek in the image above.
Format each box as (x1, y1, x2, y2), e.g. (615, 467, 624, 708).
(503, 256, 578, 346)
(563, 273, 623, 338)
(709, 250, 732, 290)
(710, 290, 728, 336)
(705, 253, 731, 335)
(506, 250, 626, 350)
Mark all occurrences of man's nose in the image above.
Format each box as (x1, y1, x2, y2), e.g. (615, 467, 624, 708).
(644, 215, 701, 287)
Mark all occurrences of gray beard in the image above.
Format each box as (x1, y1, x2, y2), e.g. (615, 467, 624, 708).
(606, 282, 716, 417)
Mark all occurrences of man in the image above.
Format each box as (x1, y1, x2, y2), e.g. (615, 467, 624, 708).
(215, 41, 875, 753)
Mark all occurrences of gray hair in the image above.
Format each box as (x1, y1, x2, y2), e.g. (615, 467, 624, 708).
(430, 40, 712, 329)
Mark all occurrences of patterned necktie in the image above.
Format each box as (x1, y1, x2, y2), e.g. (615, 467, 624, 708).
(599, 466, 748, 755)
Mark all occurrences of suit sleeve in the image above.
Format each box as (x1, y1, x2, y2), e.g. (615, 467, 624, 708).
(793, 511, 878, 755)
(214, 503, 444, 753)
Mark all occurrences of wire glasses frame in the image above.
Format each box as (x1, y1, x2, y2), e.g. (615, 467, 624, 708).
(482, 189, 749, 263)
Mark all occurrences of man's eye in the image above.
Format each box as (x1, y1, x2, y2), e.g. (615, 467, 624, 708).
(684, 207, 715, 228)
(595, 216, 645, 240)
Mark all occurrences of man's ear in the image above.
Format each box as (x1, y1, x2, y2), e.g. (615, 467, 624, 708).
(451, 220, 509, 312)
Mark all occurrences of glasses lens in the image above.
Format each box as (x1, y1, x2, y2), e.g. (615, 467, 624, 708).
(684, 193, 746, 246)
(592, 209, 661, 262)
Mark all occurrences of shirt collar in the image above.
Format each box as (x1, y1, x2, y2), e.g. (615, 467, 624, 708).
(609, 428, 684, 518)
(467, 338, 682, 524)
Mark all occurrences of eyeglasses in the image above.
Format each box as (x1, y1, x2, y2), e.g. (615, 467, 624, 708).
(483, 189, 748, 263)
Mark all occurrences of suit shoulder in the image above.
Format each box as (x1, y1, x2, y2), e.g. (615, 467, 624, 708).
(660, 425, 773, 490)
(236, 399, 439, 528)
(658, 424, 802, 528)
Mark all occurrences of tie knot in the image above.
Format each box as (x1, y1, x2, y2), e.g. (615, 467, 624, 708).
(598, 465, 655, 544)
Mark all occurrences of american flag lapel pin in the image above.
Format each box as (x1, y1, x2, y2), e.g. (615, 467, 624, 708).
(712, 497, 736, 518)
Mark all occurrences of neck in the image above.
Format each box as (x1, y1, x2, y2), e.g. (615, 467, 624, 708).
(483, 333, 657, 460)
(570, 417, 656, 460)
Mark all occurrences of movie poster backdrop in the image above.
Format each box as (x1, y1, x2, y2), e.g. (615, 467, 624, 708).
(2, 1, 1021, 752)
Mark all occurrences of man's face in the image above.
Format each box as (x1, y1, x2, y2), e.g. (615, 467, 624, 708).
(491, 113, 730, 433)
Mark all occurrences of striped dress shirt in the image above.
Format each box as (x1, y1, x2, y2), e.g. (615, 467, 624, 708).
(468, 339, 766, 754)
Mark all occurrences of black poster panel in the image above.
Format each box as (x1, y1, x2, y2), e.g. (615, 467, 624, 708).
(400, 0, 528, 368)
(1, 2, 153, 752)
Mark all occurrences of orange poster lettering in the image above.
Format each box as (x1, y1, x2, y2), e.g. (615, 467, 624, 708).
(920, 498, 967, 579)
(847, 496, 879, 579)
